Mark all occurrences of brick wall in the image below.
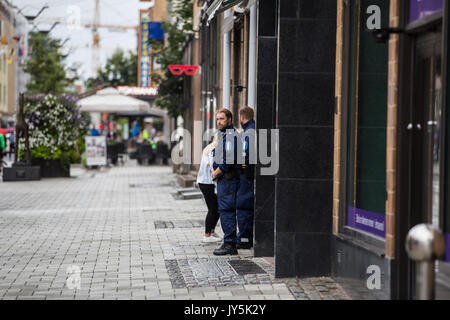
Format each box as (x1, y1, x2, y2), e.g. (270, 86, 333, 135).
(385, 0, 400, 259)
(333, 0, 344, 236)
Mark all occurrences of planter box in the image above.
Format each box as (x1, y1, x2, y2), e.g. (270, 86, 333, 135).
(2, 164, 41, 181)
(32, 159, 70, 178)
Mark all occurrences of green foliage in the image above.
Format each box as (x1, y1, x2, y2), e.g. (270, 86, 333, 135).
(85, 49, 138, 90)
(151, 0, 193, 118)
(23, 32, 74, 95)
(19, 94, 89, 167)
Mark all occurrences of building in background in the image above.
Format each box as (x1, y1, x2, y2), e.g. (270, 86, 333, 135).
(14, 6, 30, 106)
(138, 0, 166, 88)
(176, 0, 257, 178)
(0, 1, 17, 127)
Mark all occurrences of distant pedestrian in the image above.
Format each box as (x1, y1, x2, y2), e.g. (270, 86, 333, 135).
(0, 132, 5, 168)
(196, 133, 221, 243)
(90, 124, 99, 136)
(130, 120, 140, 147)
(131, 121, 140, 138)
(8, 132, 14, 156)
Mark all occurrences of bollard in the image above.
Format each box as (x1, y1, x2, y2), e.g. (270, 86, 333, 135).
(405, 224, 446, 300)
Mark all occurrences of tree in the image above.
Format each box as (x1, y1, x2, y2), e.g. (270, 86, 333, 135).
(23, 32, 74, 95)
(85, 49, 138, 90)
(151, 0, 193, 118)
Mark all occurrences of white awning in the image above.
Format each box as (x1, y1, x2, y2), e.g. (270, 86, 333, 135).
(77, 87, 152, 113)
(217, 0, 244, 14)
(205, 0, 246, 26)
(205, 0, 224, 24)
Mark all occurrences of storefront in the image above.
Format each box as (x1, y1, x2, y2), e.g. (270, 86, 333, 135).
(334, 0, 450, 299)
(393, 0, 449, 299)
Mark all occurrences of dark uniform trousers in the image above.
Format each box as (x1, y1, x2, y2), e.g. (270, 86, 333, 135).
(217, 176, 240, 244)
(236, 172, 254, 245)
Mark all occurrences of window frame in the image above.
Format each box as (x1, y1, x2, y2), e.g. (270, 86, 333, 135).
(339, 0, 389, 250)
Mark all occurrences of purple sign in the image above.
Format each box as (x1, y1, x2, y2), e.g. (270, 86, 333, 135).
(410, 0, 444, 23)
(445, 233, 450, 263)
(347, 206, 386, 238)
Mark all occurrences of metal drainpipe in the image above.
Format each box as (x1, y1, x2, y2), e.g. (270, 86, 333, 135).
(247, 3, 257, 109)
(222, 9, 232, 110)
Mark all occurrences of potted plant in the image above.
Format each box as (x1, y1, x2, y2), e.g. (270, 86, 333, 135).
(18, 94, 89, 178)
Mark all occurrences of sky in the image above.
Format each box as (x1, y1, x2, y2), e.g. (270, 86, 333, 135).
(10, 0, 156, 85)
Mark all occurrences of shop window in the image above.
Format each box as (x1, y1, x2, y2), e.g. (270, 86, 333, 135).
(345, 0, 389, 239)
(409, 0, 443, 23)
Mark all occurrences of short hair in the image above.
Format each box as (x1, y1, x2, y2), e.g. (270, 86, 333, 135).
(215, 108, 233, 122)
(239, 106, 254, 121)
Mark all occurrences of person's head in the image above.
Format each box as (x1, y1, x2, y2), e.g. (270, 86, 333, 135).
(239, 106, 254, 125)
(215, 108, 233, 130)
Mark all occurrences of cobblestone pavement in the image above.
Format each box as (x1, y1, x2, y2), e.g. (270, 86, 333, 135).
(0, 161, 351, 300)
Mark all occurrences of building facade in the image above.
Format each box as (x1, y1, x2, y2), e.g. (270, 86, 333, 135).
(182, 0, 450, 299)
(0, 1, 17, 127)
(334, 0, 450, 299)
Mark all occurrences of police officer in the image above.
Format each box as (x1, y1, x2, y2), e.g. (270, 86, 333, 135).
(236, 106, 255, 249)
(211, 108, 241, 256)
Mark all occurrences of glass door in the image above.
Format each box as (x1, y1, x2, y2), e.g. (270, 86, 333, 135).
(411, 30, 442, 227)
(409, 28, 443, 299)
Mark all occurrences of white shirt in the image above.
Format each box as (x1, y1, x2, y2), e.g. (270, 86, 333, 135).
(196, 153, 214, 185)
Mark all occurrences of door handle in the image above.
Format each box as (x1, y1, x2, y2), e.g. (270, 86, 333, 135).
(407, 123, 423, 131)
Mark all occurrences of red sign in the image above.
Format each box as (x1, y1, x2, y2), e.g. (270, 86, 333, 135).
(169, 65, 199, 76)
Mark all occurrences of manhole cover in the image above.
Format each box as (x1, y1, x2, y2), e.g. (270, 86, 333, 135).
(165, 258, 269, 289)
(228, 259, 266, 275)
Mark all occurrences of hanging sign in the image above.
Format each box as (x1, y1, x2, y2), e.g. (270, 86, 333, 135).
(139, 10, 152, 87)
(169, 65, 199, 75)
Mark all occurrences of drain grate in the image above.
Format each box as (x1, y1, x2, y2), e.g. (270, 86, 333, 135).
(228, 259, 267, 276)
(165, 258, 270, 289)
(155, 220, 204, 229)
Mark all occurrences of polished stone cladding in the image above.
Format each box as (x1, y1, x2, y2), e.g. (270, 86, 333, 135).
(255, 0, 337, 277)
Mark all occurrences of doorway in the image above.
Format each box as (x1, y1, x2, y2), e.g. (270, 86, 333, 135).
(410, 30, 442, 229)
(403, 27, 443, 299)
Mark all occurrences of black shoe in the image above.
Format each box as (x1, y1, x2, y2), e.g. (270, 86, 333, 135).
(236, 243, 253, 249)
(213, 243, 238, 256)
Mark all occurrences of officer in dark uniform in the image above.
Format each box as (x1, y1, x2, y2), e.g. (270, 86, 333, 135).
(212, 108, 241, 256)
(236, 107, 256, 249)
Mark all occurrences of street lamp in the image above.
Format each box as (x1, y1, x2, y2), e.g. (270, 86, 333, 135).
(22, 5, 49, 21)
(38, 21, 60, 35)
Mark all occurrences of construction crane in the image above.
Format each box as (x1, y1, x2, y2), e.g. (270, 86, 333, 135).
(33, 0, 138, 77)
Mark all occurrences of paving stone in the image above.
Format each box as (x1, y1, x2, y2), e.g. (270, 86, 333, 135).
(0, 162, 353, 301)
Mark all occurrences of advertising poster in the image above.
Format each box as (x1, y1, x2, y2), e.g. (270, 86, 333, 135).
(85, 136, 107, 166)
